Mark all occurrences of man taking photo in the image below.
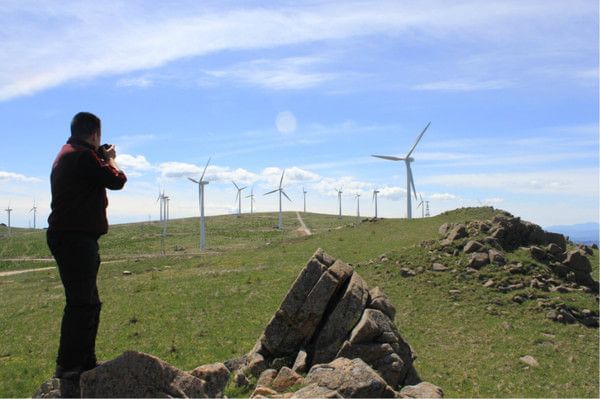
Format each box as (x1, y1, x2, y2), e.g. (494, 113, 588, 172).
(47, 112, 127, 380)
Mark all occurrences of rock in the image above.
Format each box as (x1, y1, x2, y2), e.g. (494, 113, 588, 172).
(400, 267, 416, 277)
(247, 350, 267, 377)
(292, 350, 308, 373)
(544, 232, 566, 251)
(257, 369, 278, 388)
(529, 246, 547, 262)
(291, 383, 342, 398)
(251, 385, 280, 398)
(448, 289, 461, 295)
(432, 263, 448, 272)
(483, 279, 495, 288)
(271, 357, 292, 370)
(311, 272, 369, 364)
(563, 251, 592, 273)
(33, 378, 79, 398)
(578, 244, 594, 256)
(190, 363, 230, 398)
(512, 295, 526, 304)
(519, 355, 539, 368)
(234, 371, 250, 388)
(306, 357, 395, 398)
(546, 243, 563, 257)
(438, 223, 453, 236)
(439, 238, 453, 247)
(464, 240, 484, 254)
(398, 382, 444, 398)
(447, 224, 467, 242)
(368, 287, 397, 320)
(271, 367, 304, 392)
(488, 249, 506, 265)
(80, 351, 207, 398)
(482, 236, 501, 248)
(379, 254, 389, 262)
(122, 270, 132, 275)
(467, 252, 489, 269)
(224, 355, 247, 373)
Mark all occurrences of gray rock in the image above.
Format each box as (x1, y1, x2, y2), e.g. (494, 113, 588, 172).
(291, 383, 342, 398)
(80, 351, 207, 398)
(234, 371, 250, 388)
(311, 273, 369, 364)
(256, 368, 278, 388)
(368, 286, 396, 320)
(400, 267, 416, 277)
(546, 243, 563, 256)
(306, 357, 395, 398)
(463, 240, 484, 254)
(438, 223, 453, 237)
(483, 279, 495, 288)
(563, 250, 592, 273)
(398, 382, 444, 398)
(544, 232, 566, 251)
(447, 224, 468, 242)
(292, 349, 308, 373)
(519, 355, 539, 368)
(467, 252, 489, 269)
(432, 263, 448, 272)
(33, 378, 79, 399)
(271, 366, 304, 392)
(190, 363, 230, 398)
(488, 249, 506, 265)
(529, 246, 547, 262)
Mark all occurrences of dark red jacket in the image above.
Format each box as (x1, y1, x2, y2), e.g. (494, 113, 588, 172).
(48, 137, 127, 235)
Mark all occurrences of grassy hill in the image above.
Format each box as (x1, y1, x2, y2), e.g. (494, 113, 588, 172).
(0, 208, 598, 397)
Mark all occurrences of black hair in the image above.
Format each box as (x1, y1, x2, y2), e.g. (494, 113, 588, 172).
(70, 112, 101, 138)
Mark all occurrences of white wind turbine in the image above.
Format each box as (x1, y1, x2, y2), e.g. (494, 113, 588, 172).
(336, 188, 343, 219)
(355, 193, 361, 219)
(302, 187, 308, 213)
(4, 203, 12, 236)
(232, 181, 247, 218)
(417, 193, 424, 218)
(29, 200, 38, 229)
(372, 122, 430, 220)
(372, 189, 380, 219)
(264, 170, 291, 229)
(245, 187, 255, 214)
(188, 158, 211, 251)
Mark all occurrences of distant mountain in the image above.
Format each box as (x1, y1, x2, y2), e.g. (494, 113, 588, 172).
(544, 222, 599, 245)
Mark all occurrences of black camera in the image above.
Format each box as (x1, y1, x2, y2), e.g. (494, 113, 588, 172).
(97, 144, 113, 160)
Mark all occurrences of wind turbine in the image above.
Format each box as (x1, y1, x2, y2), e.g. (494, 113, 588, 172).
(336, 188, 343, 219)
(245, 187, 255, 214)
(264, 170, 292, 229)
(302, 187, 308, 213)
(425, 200, 430, 217)
(4, 203, 12, 236)
(355, 193, 361, 219)
(188, 157, 211, 251)
(232, 181, 247, 218)
(29, 200, 37, 229)
(416, 193, 425, 218)
(372, 189, 380, 219)
(372, 122, 430, 220)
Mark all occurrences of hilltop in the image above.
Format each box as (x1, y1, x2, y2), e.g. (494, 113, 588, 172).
(0, 208, 598, 397)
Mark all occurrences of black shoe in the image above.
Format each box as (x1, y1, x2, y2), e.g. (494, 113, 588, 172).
(53, 365, 83, 381)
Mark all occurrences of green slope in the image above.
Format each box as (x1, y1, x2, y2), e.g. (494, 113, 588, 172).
(0, 208, 597, 397)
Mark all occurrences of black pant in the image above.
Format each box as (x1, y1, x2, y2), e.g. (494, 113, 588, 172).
(47, 231, 102, 370)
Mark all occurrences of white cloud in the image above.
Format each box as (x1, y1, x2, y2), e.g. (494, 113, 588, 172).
(0, 171, 42, 183)
(429, 193, 458, 201)
(411, 79, 512, 91)
(377, 186, 406, 201)
(116, 154, 153, 171)
(158, 161, 260, 184)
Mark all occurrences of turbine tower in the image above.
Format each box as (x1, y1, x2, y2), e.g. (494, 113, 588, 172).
(232, 181, 247, 218)
(425, 200, 430, 217)
(302, 187, 308, 213)
(417, 193, 424, 218)
(29, 200, 37, 229)
(264, 170, 291, 229)
(246, 187, 255, 214)
(373, 189, 380, 219)
(355, 193, 361, 218)
(372, 122, 430, 220)
(336, 188, 343, 219)
(188, 158, 211, 251)
(4, 203, 12, 237)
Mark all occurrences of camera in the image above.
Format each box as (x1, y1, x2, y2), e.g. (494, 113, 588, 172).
(97, 144, 114, 160)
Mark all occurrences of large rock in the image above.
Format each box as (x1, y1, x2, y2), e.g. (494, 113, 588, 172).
(291, 383, 342, 398)
(306, 357, 395, 398)
(544, 232, 566, 251)
(438, 223, 453, 237)
(563, 250, 592, 273)
(189, 362, 229, 398)
(468, 252, 489, 269)
(271, 367, 304, 392)
(398, 382, 444, 398)
(310, 272, 370, 364)
(464, 240, 484, 254)
(80, 351, 207, 398)
(368, 287, 396, 320)
(488, 249, 506, 265)
(447, 224, 467, 242)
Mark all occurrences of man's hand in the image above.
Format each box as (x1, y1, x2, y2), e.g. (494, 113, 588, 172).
(100, 144, 116, 160)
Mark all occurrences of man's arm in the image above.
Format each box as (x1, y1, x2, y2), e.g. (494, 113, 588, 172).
(80, 148, 127, 190)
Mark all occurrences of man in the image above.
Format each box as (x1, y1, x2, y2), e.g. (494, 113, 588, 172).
(47, 112, 127, 379)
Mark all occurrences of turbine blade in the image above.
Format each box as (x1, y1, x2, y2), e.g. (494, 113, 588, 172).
(188, 177, 199, 183)
(279, 170, 285, 188)
(282, 190, 292, 202)
(200, 157, 211, 181)
(372, 155, 404, 161)
(240, 186, 247, 191)
(264, 189, 278, 195)
(406, 122, 431, 157)
(232, 181, 239, 190)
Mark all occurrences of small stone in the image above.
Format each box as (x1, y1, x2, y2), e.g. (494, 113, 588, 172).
(235, 371, 250, 388)
(399, 382, 444, 398)
(501, 322, 512, 330)
(512, 295, 526, 304)
(122, 270, 132, 275)
(432, 263, 448, 272)
(449, 289, 461, 295)
(400, 267, 416, 277)
(271, 367, 304, 392)
(483, 279, 495, 288)
(519, 355, 539, 368)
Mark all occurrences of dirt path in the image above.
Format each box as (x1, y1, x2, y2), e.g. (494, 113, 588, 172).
(295, 211, 312, 236)
(0, 259, 130, 277)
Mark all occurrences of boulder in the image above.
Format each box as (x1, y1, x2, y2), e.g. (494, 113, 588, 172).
(291, 383, 342, 398)
(398, 382, 444, 398)
(463, 240, 484, 254)
(256, 369, 278, 388)
(467, 252, 489, 269)
(432, 263, 448, 272)
(488, 249, 506, 265)
(544, 232, 566, 251)
(447, 224, 467, 242)
(529, 246, 547, 262)
(251, 385, 279, 398)
(438, 223, 453, 237)
(563, 250, 592, 273)
(305, 357, 395, 398)
(546, 243, 563, 257)
(80, 351, 207, 398)
(292, 350, 308, 373)
(310, 272, 369, 364)
(190, 363, 230, 398)
(271, 367, 304, 392)
(368, 287, 397, 320)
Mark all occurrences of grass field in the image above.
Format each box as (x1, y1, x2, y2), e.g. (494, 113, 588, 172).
(0, 208, 598, 397)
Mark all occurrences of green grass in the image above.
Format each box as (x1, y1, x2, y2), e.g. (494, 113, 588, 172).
(0, 208, 598, 397)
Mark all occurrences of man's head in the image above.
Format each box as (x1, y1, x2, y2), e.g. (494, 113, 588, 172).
(71, 112, 101, 149)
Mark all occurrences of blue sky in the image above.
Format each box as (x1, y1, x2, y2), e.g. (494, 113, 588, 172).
(0, 0, 598, 228)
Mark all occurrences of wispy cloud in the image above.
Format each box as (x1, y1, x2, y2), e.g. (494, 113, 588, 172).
(0, 171, 42, 183)
(411, 79, 512, 91)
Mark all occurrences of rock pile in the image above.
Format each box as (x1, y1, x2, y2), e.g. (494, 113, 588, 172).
(426, 214, 599, 327)
(34, 249, 441, 398)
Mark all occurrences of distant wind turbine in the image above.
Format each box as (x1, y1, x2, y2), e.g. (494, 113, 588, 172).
(188, 157, 211, 251)
(425, 200, 430, 217)
(232, 181, 247, 218)
(417, 193, 424, 218)
(302, 187, 308, 213)
(336, 188, 343, 219)
(245, 187, 255, 214)
(4, 203, 12, 236)
(355, 193, 361, 219)
(264, 170, 292, 229)
(29, 200, 37, 229)
(372, 189, 380, 219)
(372, 122, 430, 220)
